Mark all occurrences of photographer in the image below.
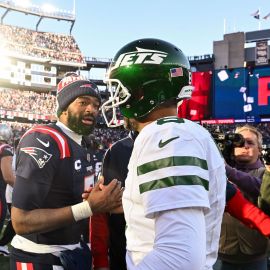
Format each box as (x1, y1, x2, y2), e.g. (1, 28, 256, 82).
(216, 125, 268, 270)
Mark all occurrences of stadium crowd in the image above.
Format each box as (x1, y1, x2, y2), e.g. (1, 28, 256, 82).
(4, 121, 270, 153)
(0, 88, 56, 115)
(0, 24, 85, 64)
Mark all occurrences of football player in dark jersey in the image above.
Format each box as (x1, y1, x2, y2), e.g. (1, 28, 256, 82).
(0, 123, 14, 256)
(91, 117, 137, 270)
(10, 73, 123, 270)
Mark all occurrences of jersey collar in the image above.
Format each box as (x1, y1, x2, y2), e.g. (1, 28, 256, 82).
(56, 121, 82, 146)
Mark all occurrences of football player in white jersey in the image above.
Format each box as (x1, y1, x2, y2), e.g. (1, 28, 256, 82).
(101, 38, 226, 270)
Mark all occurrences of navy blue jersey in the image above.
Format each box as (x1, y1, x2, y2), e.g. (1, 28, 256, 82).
(0, 143, 13, 191)
(0, 143, 13, 236)
(13, 124, 93, 245)
(102, 133, 135, 270)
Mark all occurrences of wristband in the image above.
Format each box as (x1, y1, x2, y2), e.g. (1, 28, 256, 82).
(71, 201, 92, 221)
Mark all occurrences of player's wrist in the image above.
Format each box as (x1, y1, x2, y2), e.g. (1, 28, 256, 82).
(71, 201, 92, 221)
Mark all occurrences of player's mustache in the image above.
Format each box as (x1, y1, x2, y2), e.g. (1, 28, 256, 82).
(82, 113, 95, 121)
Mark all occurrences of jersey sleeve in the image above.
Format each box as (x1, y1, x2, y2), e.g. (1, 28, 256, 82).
(135, 123, 210, 218)
(0, 145, 13, 158)
(13, 131, 60, 210)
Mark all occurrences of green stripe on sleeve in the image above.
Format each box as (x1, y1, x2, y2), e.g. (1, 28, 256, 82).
(137, 156, 208, 176)
(139, 175, 209, 194)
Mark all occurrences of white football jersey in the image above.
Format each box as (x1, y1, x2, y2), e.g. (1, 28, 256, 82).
(122, 116, 226, 268)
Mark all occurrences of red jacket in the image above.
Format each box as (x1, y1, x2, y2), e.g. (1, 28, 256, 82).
(226, 188, 270, 236)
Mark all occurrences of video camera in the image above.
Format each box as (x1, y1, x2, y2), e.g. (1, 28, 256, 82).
(262, 144, 270, 165)
(211, 131, 245, 165)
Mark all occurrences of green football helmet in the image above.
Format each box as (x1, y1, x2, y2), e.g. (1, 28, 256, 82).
(102, 38, 194, 127)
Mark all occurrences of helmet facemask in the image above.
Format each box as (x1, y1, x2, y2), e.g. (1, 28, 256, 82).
(101, 78, 131, 127)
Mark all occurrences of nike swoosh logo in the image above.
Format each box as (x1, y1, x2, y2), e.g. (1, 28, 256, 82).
(36, 138, 50, 148)
(158, 136, 179, 148)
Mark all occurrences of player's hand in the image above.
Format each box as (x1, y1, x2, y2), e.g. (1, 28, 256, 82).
(82, 186, 93, 201)
(110, 205, 124, 214)
(87, 176, 123, 213)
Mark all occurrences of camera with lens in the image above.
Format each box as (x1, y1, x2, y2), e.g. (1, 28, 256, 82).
(211, 131, 245, 165)
(262, 144, 270, 165)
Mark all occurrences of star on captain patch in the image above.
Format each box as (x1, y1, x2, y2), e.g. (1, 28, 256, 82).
(21, 147, 52, 168)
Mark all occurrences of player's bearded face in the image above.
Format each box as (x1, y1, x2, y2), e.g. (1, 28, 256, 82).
(67, 109, 96, 135)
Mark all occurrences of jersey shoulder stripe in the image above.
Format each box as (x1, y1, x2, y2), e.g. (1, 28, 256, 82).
(137, 156, 208, 176)
(139, 175, 209, 194)
(21, 126, 70, 159)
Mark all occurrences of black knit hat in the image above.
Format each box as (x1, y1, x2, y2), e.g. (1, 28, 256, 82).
(56, 73, 101, 117)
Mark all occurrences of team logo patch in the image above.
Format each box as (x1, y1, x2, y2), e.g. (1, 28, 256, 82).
(111, 47, 168, 70)
(57, 74, 85, 93)
(158, 136, 180, 148)
(36, 138, 50, 148)
(21, 147, 52, 168)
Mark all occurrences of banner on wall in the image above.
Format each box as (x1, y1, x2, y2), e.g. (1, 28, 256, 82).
(255, 40, 268, 66)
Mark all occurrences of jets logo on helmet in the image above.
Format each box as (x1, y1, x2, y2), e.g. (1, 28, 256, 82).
(111, 47, 168, 70)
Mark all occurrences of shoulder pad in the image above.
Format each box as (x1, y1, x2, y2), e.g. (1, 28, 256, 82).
(22, 126, 71, 159)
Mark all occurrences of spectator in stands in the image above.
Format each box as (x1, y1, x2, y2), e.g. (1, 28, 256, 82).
(0, 123, 14, 256)
(10, 73, 122, 269)
(215, 125, 269, 270)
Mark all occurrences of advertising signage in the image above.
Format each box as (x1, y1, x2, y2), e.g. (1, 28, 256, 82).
(255, 40, 269, 66)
